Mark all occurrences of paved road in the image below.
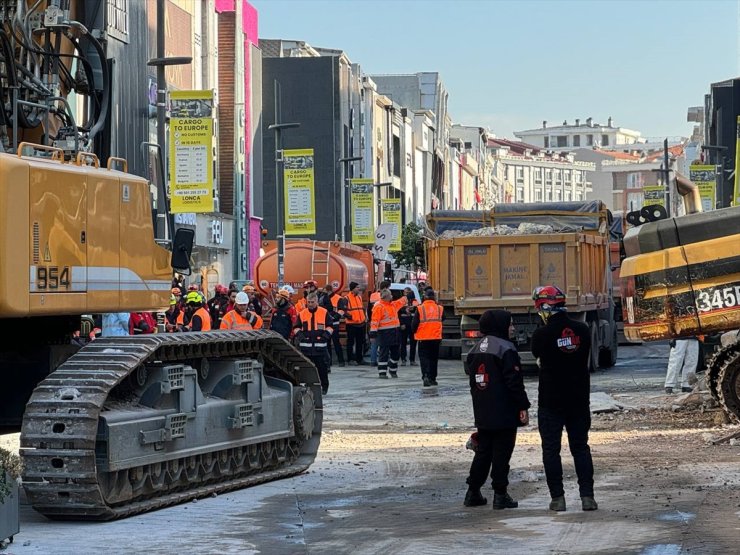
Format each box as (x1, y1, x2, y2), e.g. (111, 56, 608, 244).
(8, 340, 738, 555)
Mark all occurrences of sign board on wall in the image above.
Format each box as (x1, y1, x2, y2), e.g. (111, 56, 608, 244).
(642, 185, 665, 208)
(350, 178, 374, 244)
(283, 149, 316, 235)
(169, 90, 214, 213)
(381, 199, 402, 251)
(689, 164, 717, 211)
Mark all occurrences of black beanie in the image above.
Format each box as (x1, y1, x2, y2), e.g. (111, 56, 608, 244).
(349, 281, 359, 291)
(479, 309, 512, 339)
(423, 288, 436, 299)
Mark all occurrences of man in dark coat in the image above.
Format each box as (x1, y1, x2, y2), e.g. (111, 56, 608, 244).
(464, 309, 530, 510)
(531, 285, 597, 512)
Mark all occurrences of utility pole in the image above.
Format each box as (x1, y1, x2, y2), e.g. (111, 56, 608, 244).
(338, 155, 363, 242)
(268, 80, 299, 288)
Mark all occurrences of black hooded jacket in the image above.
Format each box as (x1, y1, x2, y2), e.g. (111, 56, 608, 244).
(466, 310, 530, 430)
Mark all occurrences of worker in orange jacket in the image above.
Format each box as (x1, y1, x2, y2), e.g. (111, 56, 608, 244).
(294, 292, 332, 394)
(181, 292, 212, 331)
(220, 291, 263, 330)
(370, 288, 403, 378)
(295, 280, 319, 313)
(413, 288, 444, 386)
(344, 281, 367, 365)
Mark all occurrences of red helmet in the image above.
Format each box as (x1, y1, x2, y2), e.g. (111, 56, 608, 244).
(171, 287, 182, 296)
(303, 280, 318, 289)
(187, 284, 199, 291)
(215, 284, 228, 295)
(532, 285, 566, 310)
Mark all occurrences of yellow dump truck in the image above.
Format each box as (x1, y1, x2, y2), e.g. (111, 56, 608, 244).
(426, 202, 618, 371)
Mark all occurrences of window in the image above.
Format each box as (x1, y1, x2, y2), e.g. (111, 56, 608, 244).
(544, 136, 549, 148)
(464, 142, 472, 150)
(546, 190, 552, 201)
(555, 189, 562, 201)
(516, 187, 525, 202)
(565, 190, 572, 201)
(392, 136, 401, 177)
(586, 134, 593, 146)
(573, 135, 580, 147)
(535, 189, 543, 202)
(545, 168, 552, 184)
(534, 168, 542, 183)
(601, 134, 609, 146)
(575, 171, 583, 183)
(556, 136, 568, 148)
(574, 191, 582, 201)
(515, 166, 524, 183)
(107, 0, 129, 42)
(564, 169, 571, 182)
(554, 169, 562, 184)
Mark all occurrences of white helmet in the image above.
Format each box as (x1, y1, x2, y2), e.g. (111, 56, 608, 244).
(281, 285, 295, 294)
(235, 291, 250, 305)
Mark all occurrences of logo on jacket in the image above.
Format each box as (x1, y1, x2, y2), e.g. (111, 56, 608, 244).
(479, 337, 489, 352)
(475, 363, 489, 390)
(557, 327, 581, 352)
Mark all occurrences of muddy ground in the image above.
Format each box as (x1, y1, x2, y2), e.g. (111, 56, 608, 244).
(1, 341, 739, 554)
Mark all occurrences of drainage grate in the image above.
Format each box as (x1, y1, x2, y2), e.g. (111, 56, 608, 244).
(166, 413, 188, 439)
(161, 365, 185, 393)
(229, 403, 254, 429)
(232, 360, 256, 385)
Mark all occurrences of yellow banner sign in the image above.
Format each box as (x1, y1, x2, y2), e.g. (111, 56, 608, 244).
(350, 178, 375, 244)
(642, 185, 665, 208)
(169, 90, 214, 213)
(381, 199, 402, 251)
(689, 164, 717, 212)
(283, 149, 316, 235)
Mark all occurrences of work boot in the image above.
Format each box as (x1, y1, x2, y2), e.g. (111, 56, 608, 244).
(431, 379, 438, 386)
(581, 496, 598, 511)
(463, 488, 487, 507)
(549, 496, 566, 512)
(378, 372, 388, 379)
(422, 376, 432, 387)
(681, 387, 692, 393)
(390, 371, 398, 378)
(492, 492, 518, 510)
(321, 386, 328, 395)
(664, 387, 673, 394)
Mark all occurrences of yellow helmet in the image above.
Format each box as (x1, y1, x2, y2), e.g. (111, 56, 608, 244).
(186, 291, 203, 305)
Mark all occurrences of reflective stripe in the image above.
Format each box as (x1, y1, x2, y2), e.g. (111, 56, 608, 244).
(299, 342, 327, 348)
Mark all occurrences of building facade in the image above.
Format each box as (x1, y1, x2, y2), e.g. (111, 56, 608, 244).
(514, 118, 643, 150)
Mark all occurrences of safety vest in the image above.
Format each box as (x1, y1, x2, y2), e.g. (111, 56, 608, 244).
(220, 309, 262, 331)
(295, 297, 308, 313)
(370, 301, 400, 333)
(188, 306, 212, 331)
(344, 293, 366, 324)
(369, 291, 381, 304)
(414, 301, 443, 341)
(297, 307, 332, 350)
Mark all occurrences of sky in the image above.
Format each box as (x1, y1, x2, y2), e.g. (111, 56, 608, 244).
(252, 0, 739, 140)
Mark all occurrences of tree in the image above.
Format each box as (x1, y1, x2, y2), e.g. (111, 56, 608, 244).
(395, 222, 426, 270)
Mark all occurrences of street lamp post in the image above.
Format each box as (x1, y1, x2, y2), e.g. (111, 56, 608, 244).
(338, 155, 363, 242)
(268, 120, 300, 287)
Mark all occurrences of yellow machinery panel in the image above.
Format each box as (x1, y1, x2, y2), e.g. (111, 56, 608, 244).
(0, 149, 171, 318)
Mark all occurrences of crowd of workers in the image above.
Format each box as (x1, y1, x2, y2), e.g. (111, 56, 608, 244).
(75, 277, 445, 395)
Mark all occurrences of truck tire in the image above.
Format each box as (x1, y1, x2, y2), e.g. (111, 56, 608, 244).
(598, 325, 618, 368)
(588, 321, 599, 373)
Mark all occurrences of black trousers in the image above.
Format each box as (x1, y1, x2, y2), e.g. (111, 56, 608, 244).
(467, 428, 517, 494)
(418, 340, 441, 380)
(306, 351, 330, 392)
(538, 407, 594, 498)
(399, 326, 417, 362)
(345, 324, 365, 364)
(377, 343, 400, 373)
(327, 327, 344, 364)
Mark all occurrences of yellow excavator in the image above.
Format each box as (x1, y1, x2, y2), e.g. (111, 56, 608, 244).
(0, 1, 321, 519)
(620, 175, 740, 421)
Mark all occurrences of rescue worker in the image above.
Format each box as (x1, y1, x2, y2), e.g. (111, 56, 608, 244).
(165, 295, 181, 332)
(369, 289, 402, 378)
(294, 292, 332, 394)
(269, 288, 297, 339)
(464, 309, 530, 509)
(295, 280, 318, 313)
(664, 338, 699, 394)
(102, 312, 130, 337)
(181, 292, 212, 331)
(242, 284, 262, 316)
(344, 282, 367, 365)
(225, 288, 238, 314)
(129, 311, 157, 335)
(399, 287, 419, 366)
(531, 285, 597, 512)
(207, 284, 231, 329)
(171, 287, 184, 309)
(321, 284, 346, 367)
(412, 288, 444, 386)
(220, 291, 263, 330)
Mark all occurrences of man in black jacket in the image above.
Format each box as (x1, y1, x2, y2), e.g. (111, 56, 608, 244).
(464, 310, 530, 510)
(531, 285, 597, 512)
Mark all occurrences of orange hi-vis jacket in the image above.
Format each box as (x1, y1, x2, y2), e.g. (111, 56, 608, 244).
(414, 300, 443, 340)
(188, 306, 212, 331)
(220, 309, 263, 330)
(344, 292, 366, 324)
(295, 296, 308, 313)
(296, 307, 333, 355)
(370, 300, 400, 333)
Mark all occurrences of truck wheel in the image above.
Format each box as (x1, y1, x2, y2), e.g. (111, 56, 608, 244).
(598, 326, 618, 368)
(588, 321, 599, 373)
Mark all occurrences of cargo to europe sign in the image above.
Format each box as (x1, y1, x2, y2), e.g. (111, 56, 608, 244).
(283, 149, 316, 235)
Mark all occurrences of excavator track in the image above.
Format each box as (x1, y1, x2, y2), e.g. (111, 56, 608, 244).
(19, 331, 322, 520)
(713, 342, 740, 424)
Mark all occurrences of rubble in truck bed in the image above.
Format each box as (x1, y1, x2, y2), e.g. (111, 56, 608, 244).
(439, 222, 557, 238)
